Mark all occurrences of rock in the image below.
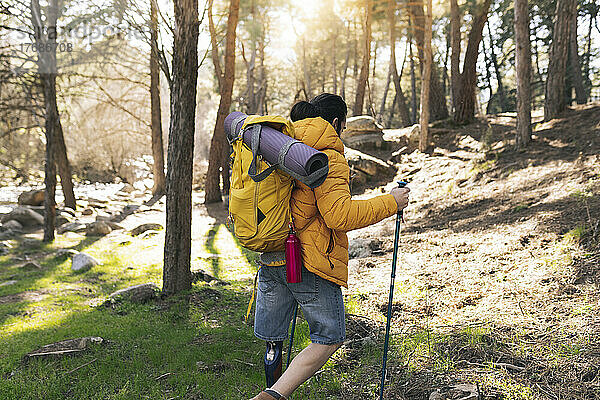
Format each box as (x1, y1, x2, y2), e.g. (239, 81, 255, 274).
(56, 213, 72, 227)
(20, 261, 42, 271)
(1, 206, 44, 227)
(63, 231, 83, 239)
(119, 183, 135, 193)
(104, 283, 160, 304)
(0, 280, 17, 287)
(2, 220, 23, 232)
(429, 384, 478, 400)
(71, 253, 99, 272)
(58, 208, 76, 217)
(55, 249, 78, 260)
(85, 221, 112, 236)
(81, 208, 94, 216)
(348, 238, 373, 259)
(0, 230, 15, 240)
(192, 269, 218, 283)
(22, 337, 105, 362)
(342, 116, 388, 150)
(130, 223, 163, 236)
(17, 189, 45, 206)
(0, 241, 11, 251)
(57, 222, 86, 234)
(345, 148, 396, 177)
(345, 115, 384, 134)
(106, 222, 124, 230)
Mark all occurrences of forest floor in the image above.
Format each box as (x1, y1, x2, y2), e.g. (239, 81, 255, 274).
(0, 103, 599, 400)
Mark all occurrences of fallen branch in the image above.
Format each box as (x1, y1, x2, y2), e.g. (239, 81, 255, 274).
(155, 372, 174, 381)
(233, 358, 255, 367)
(65, 358, 97, 375)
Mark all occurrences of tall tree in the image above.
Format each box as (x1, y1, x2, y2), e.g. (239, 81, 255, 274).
(486, 21, 508, 113)
(150, 0, 166, 196)
(163, 0, 199, 295)
(544, 0, 576, 120)
(515, 0, 532, 148)
(387, 0, 411, 127)
(353, 0, 372, 116)
(419, 0, 433, 152)
(205, 0, 240, 204)
(450, 0, 492, 124)
(31, 0, 59, 241)
(568, 3, 586, 105)
(409, 0, 449, 121)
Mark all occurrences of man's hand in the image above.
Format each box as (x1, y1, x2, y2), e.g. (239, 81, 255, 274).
(390, 187, 410, 212)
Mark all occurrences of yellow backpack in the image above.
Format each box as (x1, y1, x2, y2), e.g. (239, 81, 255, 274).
(227, 115, 295, 252)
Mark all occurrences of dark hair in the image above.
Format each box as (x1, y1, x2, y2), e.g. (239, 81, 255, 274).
(290, 93, 347, 133)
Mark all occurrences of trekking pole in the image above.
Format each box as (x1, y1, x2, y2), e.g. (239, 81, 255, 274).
(379, 181, 408, 400)
(286, 302, 299, 368)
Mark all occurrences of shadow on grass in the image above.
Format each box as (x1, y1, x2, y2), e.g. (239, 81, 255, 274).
(0, 284, 265, 400)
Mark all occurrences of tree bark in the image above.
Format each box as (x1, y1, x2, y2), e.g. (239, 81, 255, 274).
(486, 22, 508, 112)
(544, 0, 575, 120)
(419, 0, 432, 153)
(409, 0, 448, 121)
(409, 38, 417, 124)
(340, 23, 351, 99)
(450, 0, 461, 113)
(515, 0, 532, 148)
(31, 0, 59, 241)
(353, 0, 372, 116)
(387, 0, 411, 127)
(568, 4, 586, 104)
(54, 125, 75, 210)
(150, 0, 166, 196)
(451, 0, 492, 124)
(205, 0, 240, 204)
(163, 0, 199, 295)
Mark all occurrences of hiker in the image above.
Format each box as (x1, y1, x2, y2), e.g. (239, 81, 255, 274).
(250, 93, 410, 400)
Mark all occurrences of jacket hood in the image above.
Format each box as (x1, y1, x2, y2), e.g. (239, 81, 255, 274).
(293, 117, 345, 154)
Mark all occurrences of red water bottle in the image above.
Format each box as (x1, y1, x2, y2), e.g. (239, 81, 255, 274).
(285, 221, 302, 283)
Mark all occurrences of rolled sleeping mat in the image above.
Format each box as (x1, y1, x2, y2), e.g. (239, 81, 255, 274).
(224, 112, 329, 189)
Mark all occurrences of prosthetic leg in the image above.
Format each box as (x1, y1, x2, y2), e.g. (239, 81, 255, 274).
(264, 341, 283, 387)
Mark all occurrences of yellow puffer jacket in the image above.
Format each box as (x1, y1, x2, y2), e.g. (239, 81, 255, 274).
(291, 117, 398, 287)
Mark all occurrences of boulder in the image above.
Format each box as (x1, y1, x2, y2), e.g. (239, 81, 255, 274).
(130, 223, 163, 236)
(57, 222, 86, 234)
(0, 230, 15, 240)
(341, 116, 388, 150)
(383, 124, 420, 148)
(0, 241, 11, 255)
(71, 253, 99, 272)
(3, 220, 23, 232)
(17, 189, 45, 206)
(119, 183, 135, 193)
(104, 283, 160, 304)
(56, 213, 72, 227)
(1, 206, 43, 227)
(81, 208, 94, 216)
(344, 115, 384, 135)
(345, 148, 396, 177)
(0, 280, 17, 287)
(85, 221, 112, 236)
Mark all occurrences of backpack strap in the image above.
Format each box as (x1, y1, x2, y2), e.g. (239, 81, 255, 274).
(247, 124, 278, 182)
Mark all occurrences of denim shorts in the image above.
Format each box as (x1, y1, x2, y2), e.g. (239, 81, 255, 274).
(254, 266, 345, 345)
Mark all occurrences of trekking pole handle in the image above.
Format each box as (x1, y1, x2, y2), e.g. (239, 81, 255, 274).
(396, 181, 408, 218)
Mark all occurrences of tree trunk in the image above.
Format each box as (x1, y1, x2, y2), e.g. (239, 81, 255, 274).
(353, 0, 372, 116)
(31, 0, 58, 241)
(163, 0, 199, 295)
(568, 4, 586, 104)
(515, 0, 532, 148)
(42, 76, 57, 242)
(450, 0, 461, 115)
(486, 22, 508, 112)
(452, 0, 492, 124)
(387, 0, 411, 127)
(409, 0, 448, 121)
(332, 34, 337, 95)
(301, 38, 312, 100)
(544, 0, 575, 120)
(419, 0, 432, 152)
(583, 7, 597, 99)
(205, 0, 240, 204)
(150, 0, 166, 197)
(409, 38, 417, 124)
(482, 38, 494, 114)
(340, 23, 351, 99)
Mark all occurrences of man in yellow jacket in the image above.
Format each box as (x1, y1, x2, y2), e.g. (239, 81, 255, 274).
(251, 94, 410, 400)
